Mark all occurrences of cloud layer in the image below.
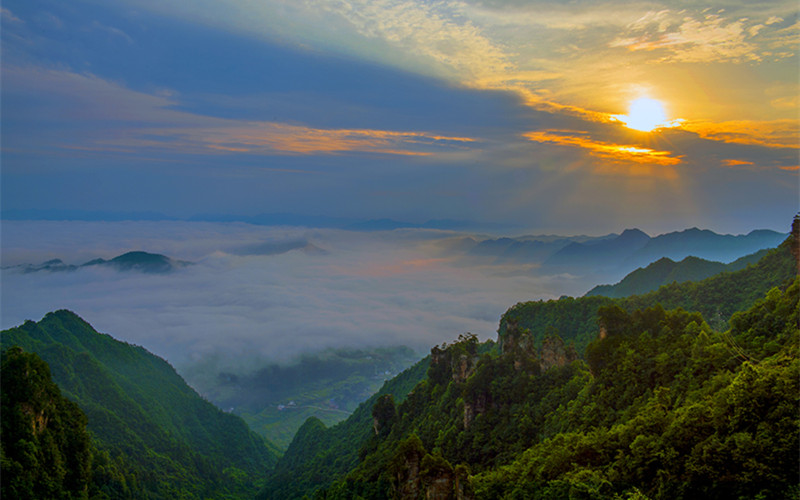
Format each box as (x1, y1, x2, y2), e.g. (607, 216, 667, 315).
(2, 221, 600, 372)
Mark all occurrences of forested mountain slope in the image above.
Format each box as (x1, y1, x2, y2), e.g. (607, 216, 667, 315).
(1, 311, 280, 499)
(258, 356, 431, 499)
(501, 235, 795, 355)
(585, 249, 769, 298)
(186, 346, 421, 449)
(262, 227, 798, 499)
(312, 278, 799, 499)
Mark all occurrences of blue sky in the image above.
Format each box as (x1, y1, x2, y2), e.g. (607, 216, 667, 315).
(2, 0, 798, 234)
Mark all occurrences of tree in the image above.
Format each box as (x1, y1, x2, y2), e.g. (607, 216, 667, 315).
(1, 346, 93, 499)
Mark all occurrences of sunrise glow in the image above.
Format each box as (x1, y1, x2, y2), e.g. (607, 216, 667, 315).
(615, 97, 679, 132)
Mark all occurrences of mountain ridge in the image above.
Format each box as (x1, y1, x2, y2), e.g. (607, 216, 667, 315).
(585, 248, 770, 298)
(1, 310, 280, 499)
(3, 250, 191, 275)
(541, 226, 785, 273)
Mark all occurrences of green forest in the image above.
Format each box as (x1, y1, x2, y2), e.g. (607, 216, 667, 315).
(1, 311, 280, 499)
(1, 226, 798, 499)
(261, 230, 798, 499)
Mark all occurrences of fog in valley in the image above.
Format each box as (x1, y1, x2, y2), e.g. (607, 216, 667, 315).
(1, 220, 610, 379)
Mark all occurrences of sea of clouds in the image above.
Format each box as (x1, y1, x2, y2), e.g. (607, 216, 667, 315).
(1, 220, 600, 376)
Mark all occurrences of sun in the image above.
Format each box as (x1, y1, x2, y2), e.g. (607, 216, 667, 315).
(615, 97, 673, 132)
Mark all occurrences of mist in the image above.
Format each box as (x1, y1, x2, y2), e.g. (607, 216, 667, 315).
(1, 220, 612, 377)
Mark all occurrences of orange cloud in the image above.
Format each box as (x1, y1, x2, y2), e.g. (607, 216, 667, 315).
(83, 121, 477, 157)
(194, 123, 477, 156)
(524, 130, 682, 166)
(682, 119, 799, 149)
(722, 159, 755, 167)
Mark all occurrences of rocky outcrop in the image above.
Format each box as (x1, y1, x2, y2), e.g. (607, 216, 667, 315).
(429, 334, 479, 385)
(424, 473, 453, 500)
(389, 437, 475, 500)
(392, 437, 424, 499)
(463, 391, 489, 430)
(501, 321, 578, 373)
(454, 465, 473, 500)
(499, 320, 538, 372)
(454, 353, 477, 383)
(539, 335, 578, 372)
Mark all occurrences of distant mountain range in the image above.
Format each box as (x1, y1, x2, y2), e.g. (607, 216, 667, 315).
(454, 227, 786, 275)
(585, 248, 770, 298)
(543, 228, 651, 269)
(3, 209, 513, 232)
(190, 214, 509, 232)
(3, 251, 191, 274)
(544, 227, 786, 272)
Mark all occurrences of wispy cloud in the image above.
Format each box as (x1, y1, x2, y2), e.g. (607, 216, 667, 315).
(2, 65, 477, 158)
(722, 159, 755, 167)
(129, 123, 476, 156)
(69, 1, 798, 156)
(1, 7, 23, 24)
(318, 0, 514, 84)
(609, 11, 785, 63)
(524, 130, 683, 166)
(682, 119, 799, 149)
(90, 21, 134, 45)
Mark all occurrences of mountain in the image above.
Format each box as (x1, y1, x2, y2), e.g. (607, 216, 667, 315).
(262, 227, 798, 499)
(85, 251, 191, 273)
(585, 248, 770, 298)
(627, 227, 787, 269)
(503, 234, 796, 354)
(264, 263, 798, 499)
(456, 233, 617, 264)
(4, 251, 191, 275)
(443, 226, 784, 273)
(1, 311, 280, 499)
(542, 227, 786, 274)
(466, 237, 570, 264)
(542, 228, 651, 270)
(13, 258, 79, 273)
(188, 213, 508, 232)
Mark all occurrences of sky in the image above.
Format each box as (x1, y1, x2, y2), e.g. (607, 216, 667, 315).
(2, 0, 798, 235)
